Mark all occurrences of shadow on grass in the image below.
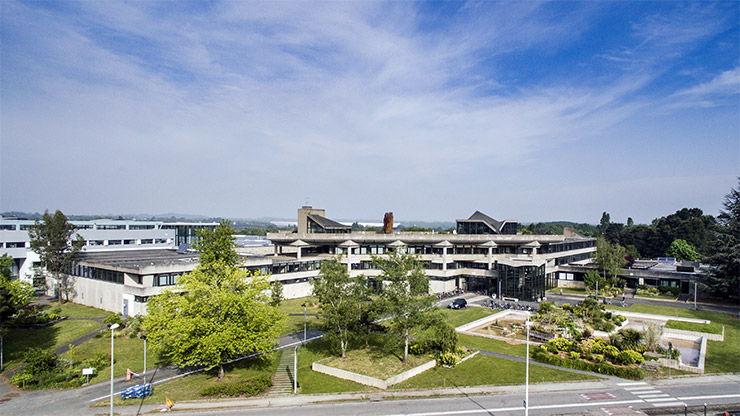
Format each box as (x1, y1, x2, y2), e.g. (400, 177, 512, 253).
(4, 325, 61, 369)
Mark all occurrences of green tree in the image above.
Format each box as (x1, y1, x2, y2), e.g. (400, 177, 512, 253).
(594, 237, 627, 286)
(270, 280, 284, 307)
(583, 269, 606, 294)
(312, 257, 369, 358)
(372, 250, 439, 363)
(703, 179, 740, 301)
(143, 221, 285, 379)
(599, 212, 611, 235)
(665, 239, 700, 261)
(0, 254, 34, 371)
(28, 210, 83, 305)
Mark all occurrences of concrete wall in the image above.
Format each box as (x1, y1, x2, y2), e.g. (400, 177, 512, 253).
(312, 358, 436, 390)
(663, 327, 723, 342)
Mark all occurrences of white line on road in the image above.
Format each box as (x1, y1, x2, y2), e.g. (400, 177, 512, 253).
(645, 397, 679, 402)
(678, 393, 740, 401)
(624, 386, 658, 391)
(651, 401, 686, 407)
(633, 390, 662, 395)
(638, 394, 670, 399)
(383, 399, 646, 416)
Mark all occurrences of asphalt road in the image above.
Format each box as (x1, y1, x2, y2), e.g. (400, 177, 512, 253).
(145, 374, 740, 416)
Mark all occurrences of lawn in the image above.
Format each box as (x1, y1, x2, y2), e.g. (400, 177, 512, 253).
(392, 354, 598, 389)
(61, 332, 152, 383)
(278, 296, 322, 336)
(41, 302, 109, 319)
(437, 307, 496, 328)
(101, 352, 280, 406)
(606, 303, 739, 374)
(457, 333, 528, 357)
(4, 319, 104, 370)
(665, 319, 724, 335)
(321, 346, 432, 379)
(297, 337, 377, 394)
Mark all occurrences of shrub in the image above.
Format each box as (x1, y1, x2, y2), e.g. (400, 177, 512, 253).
(616, 350, 645, 365)
(437, 352, 458, 367)
(593, 354, 604, 362)
(569, 351, 580, 360)
(24, 348, 57, 375)
(604, 345, 620, 360)
(104, 314, 125, 328)
(199, 375, 271, 397)
(531, 350, 643, 380)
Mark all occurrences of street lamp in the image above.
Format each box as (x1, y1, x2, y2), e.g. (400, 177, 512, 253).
(109, 323, 120, 416)
(140, 335, 147, 382)
(301, 303, 307, 344)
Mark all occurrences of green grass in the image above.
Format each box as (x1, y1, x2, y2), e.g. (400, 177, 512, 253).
(298, 337, 377, 394)
(98, 353, 280, 406)
(634, 293, 678, 301)
(606, 303, 739, 374)
(457, 333, 528, 357)
(392, 354, 598, 389)
(278, 296, 323, 336)
(61, 332, 153, 383)
(41, 301, 108, 318)
(438, 307, 496, 328)
(665, 320, 724, 335)
(4, 319, 104, 370)
(322, 346, 432, 379)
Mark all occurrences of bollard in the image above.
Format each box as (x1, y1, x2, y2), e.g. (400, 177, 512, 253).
(704, 403, 707, 416)
(684, 404, 687, 416)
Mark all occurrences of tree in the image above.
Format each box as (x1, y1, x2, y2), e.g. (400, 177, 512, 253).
(372, 250, 439, 363)
(312, 257, 369, 358)
(703, 178, 740, 301)
(28, 210, 83, 305)
(0, 254, 34, 371)
(599, 212, 611, 235)
(594, 237, 627, 287)
(665, 239, 700, 261)
(583, 269, 606, 293)
(143, 221, 285, 379)
(627, 217, 634, 227)
(270, 280, 284, 307)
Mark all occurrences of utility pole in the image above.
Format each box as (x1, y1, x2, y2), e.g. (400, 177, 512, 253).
(525, 315, 530, 416)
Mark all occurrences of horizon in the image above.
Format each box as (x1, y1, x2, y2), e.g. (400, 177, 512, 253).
(1, 1, 738, 224)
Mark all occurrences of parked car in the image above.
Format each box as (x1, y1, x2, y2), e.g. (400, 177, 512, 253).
(448, 299, 467, 309)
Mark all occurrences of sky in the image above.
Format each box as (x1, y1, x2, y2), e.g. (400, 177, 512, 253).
(1, 1, 738, 224)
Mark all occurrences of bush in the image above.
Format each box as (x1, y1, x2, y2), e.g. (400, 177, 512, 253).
(657, 286, 680, 296)
(569, 351, 580, 360)
(199, 375, 271, 397)
(437, 352, 458, 367)
(532, 350, 643, 380)
(24, 348, 57, 375)
(103, 314, 125, 328)
(617, 350, 645, 365)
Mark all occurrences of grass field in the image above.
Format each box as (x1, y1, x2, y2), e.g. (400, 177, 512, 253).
(437, 307, 496, 328)
(322, 346, 431, 379)
(61, 332, 153, 383)
(4, 319, 104, 370)
(41, 302, 109, 319)
(457, 333, 528, 357)
(279, 296, 322, 336)
(297, 337, 376, 394)
(392, 354, 598, 389)
(665, 319, 724, 335)
(100, 353, 280, 406)
(606, 303, 739, 374)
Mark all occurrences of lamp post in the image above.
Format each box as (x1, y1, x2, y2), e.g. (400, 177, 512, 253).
(109, 323, 120, 416)
(140, 335, 147, 382)
(301, 303, 307, 344)
(525, 314, 529, 416)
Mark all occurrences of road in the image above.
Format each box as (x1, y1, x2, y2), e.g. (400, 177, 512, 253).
(131, 374, 740, 416)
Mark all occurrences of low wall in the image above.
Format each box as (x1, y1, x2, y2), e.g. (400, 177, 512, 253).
(556, 280, 586, 288)
(312, 358, 436, 390)
(611, 311, 710, 325)
(455, 310, 531, 332)
(663, 327, 723, 342)
(657, 336, 706, 374)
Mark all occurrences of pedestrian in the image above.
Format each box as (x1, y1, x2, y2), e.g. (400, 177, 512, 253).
(560, 288, 563, 296)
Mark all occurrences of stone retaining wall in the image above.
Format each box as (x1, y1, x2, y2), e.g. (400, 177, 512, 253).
(312, 358, 436, 390)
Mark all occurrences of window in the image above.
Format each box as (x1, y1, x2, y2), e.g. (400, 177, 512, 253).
(155, 238, 168, 244)
(96, 225, 126, 230)
(123, 239, 136, 245)
(154, 273, 180, 286)
(108, 240, 122, 245)
(0, 224, 17, 230)
(6, 242, 25, 248)
(129, 224, 155, 230)
(141, 239, 153, 245)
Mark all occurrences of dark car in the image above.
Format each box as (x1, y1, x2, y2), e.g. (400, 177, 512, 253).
(448, 299, 467, 309)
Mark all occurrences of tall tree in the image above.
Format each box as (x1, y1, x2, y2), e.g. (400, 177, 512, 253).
(599, 212, 611, 235)
(143, 221, 285, 379)
(0, 254, 34, 371)
(594, 237, 627, 287)
(28, 210, 83, 305)
(665, 239, 700, 261)
(703, 179, 740, 301)
(312, 257, 369, 358)
(583, 269, 606, 293)
(373, 250, 438, 363)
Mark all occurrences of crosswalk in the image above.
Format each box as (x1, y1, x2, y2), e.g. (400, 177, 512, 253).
(617, 382, 686, 408)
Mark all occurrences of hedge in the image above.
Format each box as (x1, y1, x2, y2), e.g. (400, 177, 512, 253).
(532, 350, 644, 380)
(199, 375, 272, 397)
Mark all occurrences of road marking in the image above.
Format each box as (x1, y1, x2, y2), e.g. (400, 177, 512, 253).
(638, 394, 670, 399)
(677, 393, 740, 401)
(633, 390, 662, 396)
(651, 401, 686, 408)
(645, 397, 679, 403)
(383, 399, 646, 416)
(617, 382, 647, 386)
(624, 386, 657, 391)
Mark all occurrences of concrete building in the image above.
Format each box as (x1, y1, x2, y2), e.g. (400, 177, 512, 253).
(0, 218, 217, 286)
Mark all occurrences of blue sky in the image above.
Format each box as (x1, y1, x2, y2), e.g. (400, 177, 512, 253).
(1, 1, 738, 224)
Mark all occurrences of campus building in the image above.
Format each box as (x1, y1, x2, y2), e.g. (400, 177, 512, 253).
(0, 218, 217, 286)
